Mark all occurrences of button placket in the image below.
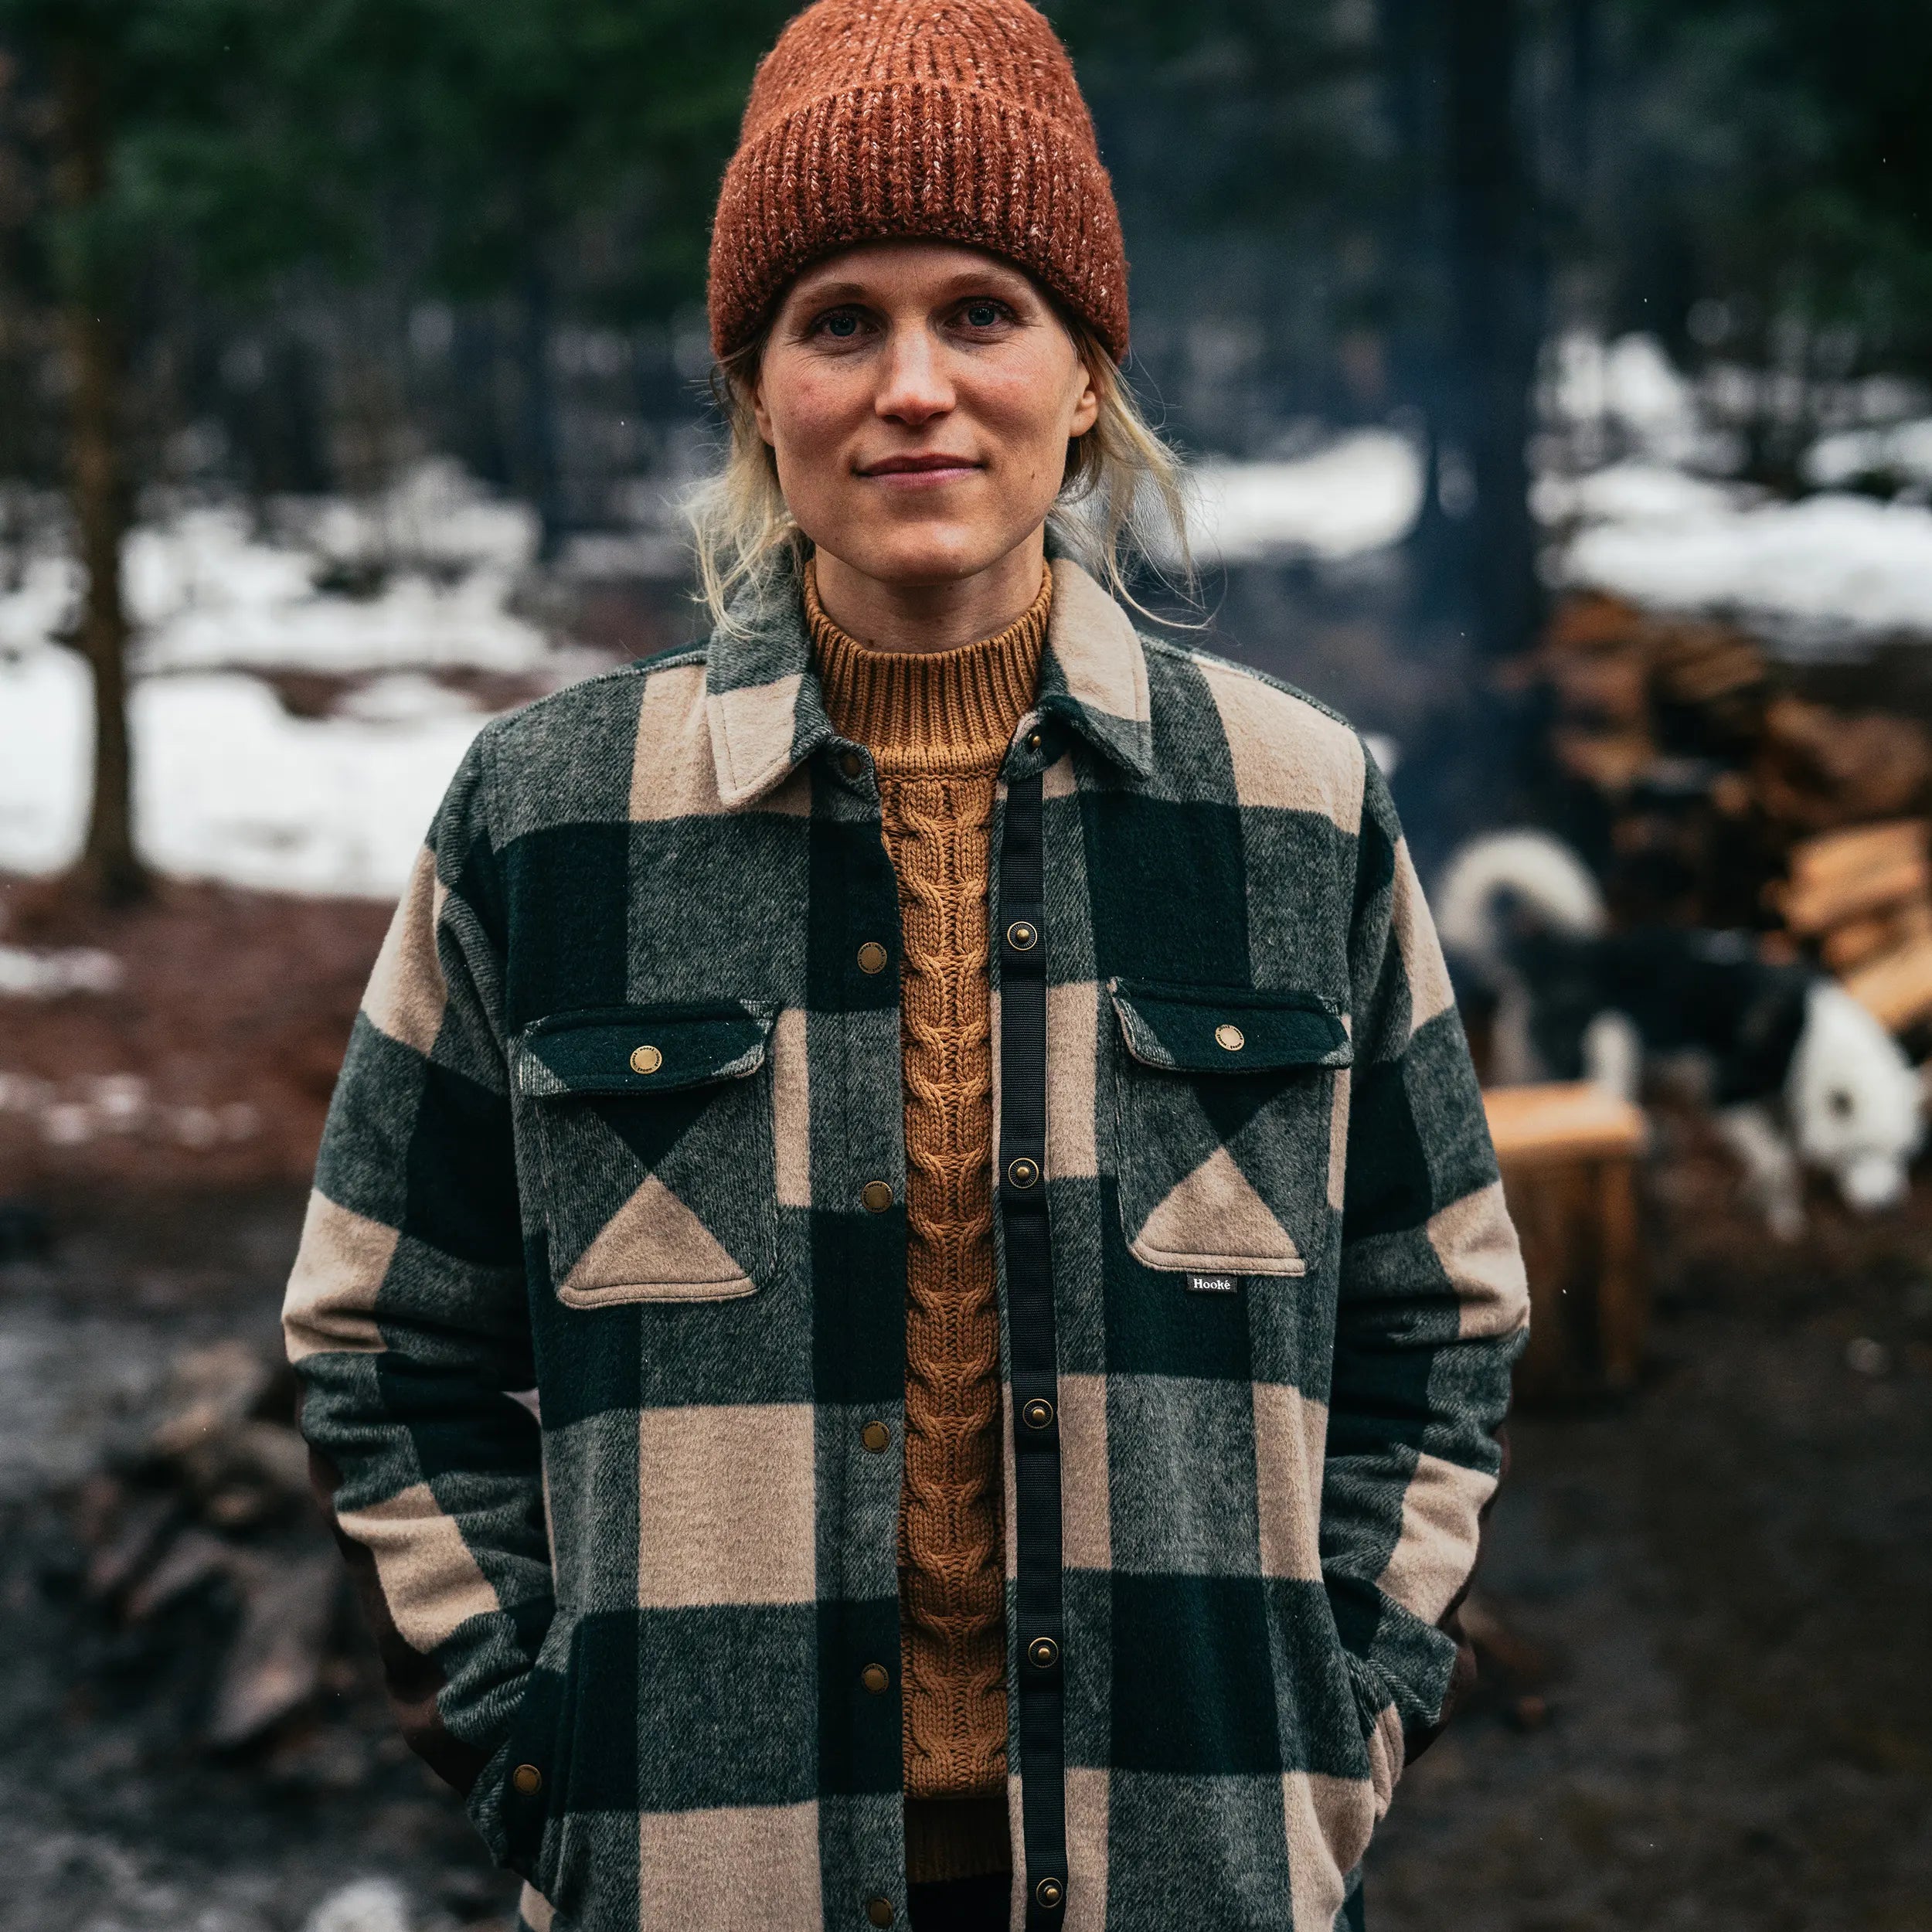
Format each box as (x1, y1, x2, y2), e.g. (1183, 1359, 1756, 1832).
(995, 771, 1068, 1927)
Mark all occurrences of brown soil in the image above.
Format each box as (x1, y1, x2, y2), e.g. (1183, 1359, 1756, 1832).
(0, 872, 388, 1199)
(1374, 1115, 1932, 1932)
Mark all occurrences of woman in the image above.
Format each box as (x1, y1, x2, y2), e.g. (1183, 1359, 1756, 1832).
(283, 4, 1528, 1930)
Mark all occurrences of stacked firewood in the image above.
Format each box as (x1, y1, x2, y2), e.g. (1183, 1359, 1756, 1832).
(1777, 819, 1932, 1031)
(76, 1338, 345, 1751)
(1530, 594, 1932, 1035)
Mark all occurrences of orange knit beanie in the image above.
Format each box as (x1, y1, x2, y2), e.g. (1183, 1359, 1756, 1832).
(708, 0, 1128, 364)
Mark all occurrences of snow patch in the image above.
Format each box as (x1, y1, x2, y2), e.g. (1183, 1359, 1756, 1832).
(0, 648, 484, 896)
(1182, 430, 1425, 565)
(0, 460, 557, 680)
(1546, 332, 1713, 468)
(1804, 417, 1932, 495)
(1546, 464, 1932, 650)
(0, 946, 123, 998)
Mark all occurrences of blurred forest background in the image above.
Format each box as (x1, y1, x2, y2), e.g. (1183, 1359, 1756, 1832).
(2, 0, 1930, 889)
(1, 5, 1930, 1932)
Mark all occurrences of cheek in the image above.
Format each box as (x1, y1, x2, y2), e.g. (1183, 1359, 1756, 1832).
(971, 362, 1082, 471)
(764, 366, 860, 471)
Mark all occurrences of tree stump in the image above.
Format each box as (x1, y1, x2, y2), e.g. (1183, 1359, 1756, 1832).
(1484, 1083, 1649, 1400)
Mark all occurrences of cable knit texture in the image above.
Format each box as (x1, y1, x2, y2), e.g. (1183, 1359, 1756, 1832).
(708, 0, 1128, 361)
(808, 558, 1049, 1880)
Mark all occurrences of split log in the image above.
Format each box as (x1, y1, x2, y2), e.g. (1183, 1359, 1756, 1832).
(1821, 897, 1932, 974)
(84, 1490, 180, 1602)
(123, 1527, 232, 1623)
(1553, 726, 1655, 793)
(1755, 699, 1932, 833)
(1841, 934, 1932, 1034)
(205, 1548, 341, 1750)
(1779, 819, 1930, 934)
(1651, 626, 1765, 708)
(73, 1338, 342, 1757)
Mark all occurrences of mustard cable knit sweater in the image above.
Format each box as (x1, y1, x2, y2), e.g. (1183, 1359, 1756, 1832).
(808, 558, 1050, 1883)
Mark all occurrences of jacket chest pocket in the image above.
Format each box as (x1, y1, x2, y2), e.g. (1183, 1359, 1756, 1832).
(1107, 980, 1352, 1279)
(514, 1002, 779, 1306)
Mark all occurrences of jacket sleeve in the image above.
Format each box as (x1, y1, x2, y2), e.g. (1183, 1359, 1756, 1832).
(283, 730, 551, 1845)
(1321, 753, 1529, 1815)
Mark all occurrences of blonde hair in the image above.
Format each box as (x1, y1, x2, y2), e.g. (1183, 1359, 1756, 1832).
(685, 316, 1194, 634)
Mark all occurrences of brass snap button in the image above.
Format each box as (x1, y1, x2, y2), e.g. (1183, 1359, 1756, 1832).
(1034, 1876, 1065, 1910)
(856, 941, 889, 975)
(1022, 1397, 1054, 1430)
(860, 1419, 890, 1453)
(1027, 1635, 1060, 1669)
(838, 750, 864, 780)
(866, 1898, 896, 1928)
(861, 1180, 894, 1213)
(1214, 1023, 1246, 1053)
(859, 1662, 890, 1694)
(1006, 1157, 1040, 1190)
(1005, 920, 1039, 952)
(629, 1044, 663, 1075)
(1026, 730, 1042, 750)
(511, 1763, 543, 1796)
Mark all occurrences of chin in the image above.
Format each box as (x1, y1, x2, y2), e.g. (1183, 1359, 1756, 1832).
(825, 528, 1008, 588)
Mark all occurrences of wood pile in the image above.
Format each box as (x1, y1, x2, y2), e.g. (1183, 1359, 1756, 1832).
(75, 1338, 345, 1751)
(1531, 594, 1932, 1036)
(1777, 818, 1932, 1031)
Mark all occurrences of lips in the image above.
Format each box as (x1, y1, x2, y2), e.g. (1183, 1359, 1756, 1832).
(857, 453, 981, 478)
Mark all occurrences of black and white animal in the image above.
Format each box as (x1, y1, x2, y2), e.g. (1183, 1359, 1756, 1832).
(1436, 829, 1925, 1238)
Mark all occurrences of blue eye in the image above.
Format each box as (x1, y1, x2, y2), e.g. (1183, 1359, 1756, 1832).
(823, 312, 859, 338)
(964, 302, 1002, 328)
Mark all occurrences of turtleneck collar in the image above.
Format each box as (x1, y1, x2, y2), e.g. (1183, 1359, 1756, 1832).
(805, 556, 1052, 775)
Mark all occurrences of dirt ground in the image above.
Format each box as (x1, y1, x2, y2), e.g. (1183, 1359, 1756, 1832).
(0, 1189, 518, 1932)
(1372, 1141, 1932, 1932)
(2, 878, 1930, 1930)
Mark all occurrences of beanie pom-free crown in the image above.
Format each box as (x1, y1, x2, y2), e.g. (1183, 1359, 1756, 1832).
(708, 0, 1128, 363)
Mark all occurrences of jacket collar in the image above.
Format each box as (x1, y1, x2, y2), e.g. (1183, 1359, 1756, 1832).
(702, 548, 1155, 808)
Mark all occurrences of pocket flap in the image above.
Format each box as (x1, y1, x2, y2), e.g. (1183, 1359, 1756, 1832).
(515, 1002, 776, 1097)
(1107, 980, 1352, 1073)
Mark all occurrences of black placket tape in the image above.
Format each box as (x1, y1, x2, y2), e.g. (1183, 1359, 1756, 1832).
(998, 770, 1066, 1927)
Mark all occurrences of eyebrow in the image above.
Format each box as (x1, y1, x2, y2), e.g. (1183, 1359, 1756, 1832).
(788, 267, 1035, 306)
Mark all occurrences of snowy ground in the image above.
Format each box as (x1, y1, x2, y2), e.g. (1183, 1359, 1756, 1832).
(4, 341, 1932, 900)
(0, 465, 585, 900)
(0, 652, 497, 897)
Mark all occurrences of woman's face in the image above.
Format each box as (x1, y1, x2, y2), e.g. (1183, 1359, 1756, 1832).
(752, 240, 1100, 590)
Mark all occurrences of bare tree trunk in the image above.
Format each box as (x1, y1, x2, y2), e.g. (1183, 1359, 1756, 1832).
(54, 39, 145, 905)
(519, 244, 564, 564)
(1445, 0, 1543, 667)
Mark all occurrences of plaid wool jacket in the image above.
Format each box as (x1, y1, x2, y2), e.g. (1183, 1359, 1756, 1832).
(284, 555, 1529, 1932)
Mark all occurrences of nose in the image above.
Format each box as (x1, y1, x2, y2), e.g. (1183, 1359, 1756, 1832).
(873, 324, 954, 427)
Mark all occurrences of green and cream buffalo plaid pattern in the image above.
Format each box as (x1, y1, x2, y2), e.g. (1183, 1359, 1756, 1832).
(284, 555, 1528, 1932)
